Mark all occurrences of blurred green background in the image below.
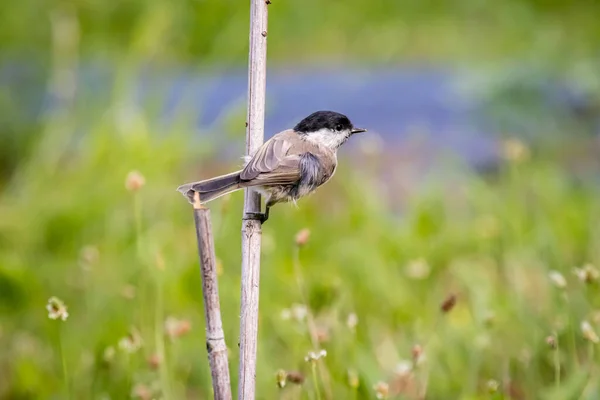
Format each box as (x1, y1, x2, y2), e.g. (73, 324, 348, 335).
(2, 0, 600, 399)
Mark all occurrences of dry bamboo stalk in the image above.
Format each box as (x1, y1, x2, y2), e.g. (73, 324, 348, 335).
(239, 0, 269, 398)
(192, 192, 232, 400)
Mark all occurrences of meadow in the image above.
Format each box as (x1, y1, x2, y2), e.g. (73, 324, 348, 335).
(1, 0, 600, 399)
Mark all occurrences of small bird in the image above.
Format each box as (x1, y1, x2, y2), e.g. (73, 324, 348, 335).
(177, 110, 366, 223)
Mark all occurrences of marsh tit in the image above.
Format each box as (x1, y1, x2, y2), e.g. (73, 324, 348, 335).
(177, 110, 366, 223)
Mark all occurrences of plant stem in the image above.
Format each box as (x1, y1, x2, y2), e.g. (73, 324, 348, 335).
(155, 276, 173, 399)
(292, 247, 317, 348)
(58, 324, 71, 399)
(311, 363, 322, 400)
(133, 191, 143, 258)
(293, 247, 333, 399)
(238, 0, 269, 398)
(562, 293, 580, 366)
(554, 337, 561, 388)
(193, 194, 232, 399)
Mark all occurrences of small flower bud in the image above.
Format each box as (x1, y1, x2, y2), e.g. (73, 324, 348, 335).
(394, 360, 412, 377)
(346, 369, 359, 389)
(548, 271, 567, 289)
(286, 371, 305, 385)
(405, 258, 430, 280)
(440, 294, 457, 313)
(290, 303, 307, 322)
(316, 326, 330, 343)
(581, 321, 599, 343)
(46, 297, 69, 321)
(131, 383, 153, 400)
(125, 170, 145, 192)
(275, 369, 287, 388)
(275, 369, 305, 387)
(486, 379, 499, 394)
(545, 335, 557, 349)
(304, 349, 327, 363)
(118, 327, 143, 353)
(373, 381, 389, 399)
(295, 228, 310, 247)
(411, 344, 424, 365)
(164, 317, 192, 340)
(287, 371, 305, 385)
(147, 354, 161, 369)
(346, 313, 359, 331)
(574, 264, 599, 284)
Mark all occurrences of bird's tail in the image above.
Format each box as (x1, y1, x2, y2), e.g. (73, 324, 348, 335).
(176, 170, 243, 205)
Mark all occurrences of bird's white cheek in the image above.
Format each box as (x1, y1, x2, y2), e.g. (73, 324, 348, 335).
(305, 129, 348, 149)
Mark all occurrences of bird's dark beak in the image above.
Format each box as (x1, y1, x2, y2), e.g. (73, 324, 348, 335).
(351, 128, 367, 134)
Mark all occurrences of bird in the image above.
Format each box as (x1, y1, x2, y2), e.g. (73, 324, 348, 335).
(176, 110, 366, 223)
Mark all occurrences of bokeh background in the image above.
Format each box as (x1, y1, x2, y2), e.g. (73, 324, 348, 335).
(2, 1, 600, 399)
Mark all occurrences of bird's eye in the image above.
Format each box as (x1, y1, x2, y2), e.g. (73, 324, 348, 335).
(335, 124, 343, 131)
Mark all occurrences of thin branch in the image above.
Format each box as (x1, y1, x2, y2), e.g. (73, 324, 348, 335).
(193, 192, 232, 400)
(239, 0, 269, 398)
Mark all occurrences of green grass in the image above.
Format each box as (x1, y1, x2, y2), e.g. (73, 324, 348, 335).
(3, 0, 600, 66)
(1, 101, 600, 399)
(2, 1, 600, 398)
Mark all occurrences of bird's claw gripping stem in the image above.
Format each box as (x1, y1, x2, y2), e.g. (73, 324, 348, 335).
(243, 206, 270, 224)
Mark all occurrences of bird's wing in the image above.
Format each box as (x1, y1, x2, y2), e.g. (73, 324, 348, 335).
(245, 158, 302, 186)
(239, 135, 300, 185)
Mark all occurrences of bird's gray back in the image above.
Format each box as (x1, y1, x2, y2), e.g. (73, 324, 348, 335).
(240, 129, 336, 184)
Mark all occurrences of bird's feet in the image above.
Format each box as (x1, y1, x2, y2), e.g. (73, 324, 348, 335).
(243, 207, 270, 224)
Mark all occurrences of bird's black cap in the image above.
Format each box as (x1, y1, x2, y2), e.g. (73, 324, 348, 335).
(294, 111, 365, 134)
